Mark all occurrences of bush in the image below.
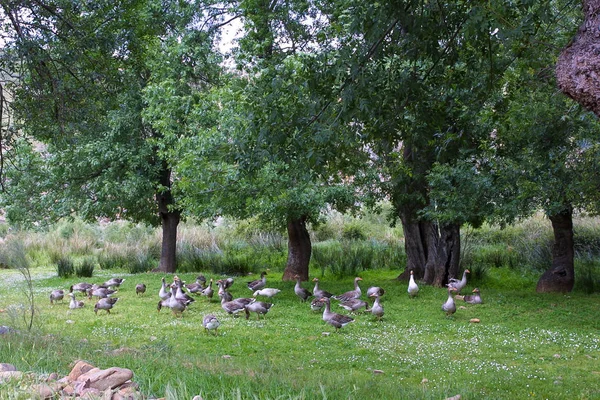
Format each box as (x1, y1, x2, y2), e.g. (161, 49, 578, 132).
(311, 240, 405, 277)
(342, 222, 367, 241)
(76, 258, 95, 277)
(56, 257, 74, 278)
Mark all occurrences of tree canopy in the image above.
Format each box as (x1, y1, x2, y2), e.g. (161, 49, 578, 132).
(1, 0, 599, 289)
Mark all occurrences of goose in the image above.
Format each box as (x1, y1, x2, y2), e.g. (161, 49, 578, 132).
(135, 283, 146, 296)
(321, 297, 354, 332)
(244, 299, 273, 320)
(339, 299, 370, 313)
(174, 280, 195, 305)
(68, 293, 84, 309)
(218, 290, 233, 303)
(366, 286, 385, 297)
(462, 288, 483, 304)
(408, 270, 419, 298)
(69, 282, 93, 294)
(86, 287, 117, 300)
(312, 278, 333, 299)
(253, 288, 281, 299)
(94, 297, 118, 315)
(370, 293, 384, 321)
(310, 297, 326, 312)
(201, 279, 214, 302)
(49, 290, 65, 304)
(220, 277, 235, 290)
(185, 275, 207, 294)
(294, 275, 312, 302)
(442, 288, 458, 317)
(333, 277, 363, 302)
(160, 286, 188, 317)
(247, 271, 267, 291)
(159, 277, 170, 300)
(203, 314, 220, 335)
(103, 278, 125, 289)
(447, 269, 470, 294)
(220, 296, 249, 316)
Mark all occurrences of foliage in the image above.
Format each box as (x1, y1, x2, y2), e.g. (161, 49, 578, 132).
(55, 257, 74, 279)
(76, 258, 95, 278)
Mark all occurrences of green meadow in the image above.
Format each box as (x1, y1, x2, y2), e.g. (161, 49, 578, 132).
(1, 216, 600, 399)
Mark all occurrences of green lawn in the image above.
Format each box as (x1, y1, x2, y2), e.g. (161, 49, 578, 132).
(1, 267, 599, 399)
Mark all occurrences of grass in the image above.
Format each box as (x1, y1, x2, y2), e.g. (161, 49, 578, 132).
(1, 266, 599, 399)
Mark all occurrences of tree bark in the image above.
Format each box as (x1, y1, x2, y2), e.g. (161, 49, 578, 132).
(155, 164, 180, 273)
(421, 223, 460, 287)
(536, 207, 575, 293)
(398, 212, 429, 280)
(282, 215, 311, 281)
(556, 0, 600, 117)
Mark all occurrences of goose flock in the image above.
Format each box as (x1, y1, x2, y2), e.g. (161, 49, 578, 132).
(46, 268, 482, 334)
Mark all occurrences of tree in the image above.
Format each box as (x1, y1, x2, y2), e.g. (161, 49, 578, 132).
(0, 0, 221, 272)
(328, 1, 548, 286)
(174, 0, 367, 281)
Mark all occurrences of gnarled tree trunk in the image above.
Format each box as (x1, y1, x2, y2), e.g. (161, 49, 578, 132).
(556, 0, 600, 117)
(282, 215, 311, 281)
(423, 223, 461, 287)
(536, 207, 575, 293)
(398, 211, 430, 280)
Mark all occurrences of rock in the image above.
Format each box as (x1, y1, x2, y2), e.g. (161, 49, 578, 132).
(469, 318, 481, 323)
(33, 383, 57, 400)
(79, 387, 103, 399)
(0, 370, 24, 382)
(372, 370, 384, 374)
(445, 395, 461, 400)
(0, 363, 17, 372)
(114, 385, 144, 399)
(68, 360, 97, 381)
(78, 367, 134, 391)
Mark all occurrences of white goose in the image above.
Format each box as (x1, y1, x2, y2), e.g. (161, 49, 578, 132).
(68, 293, 84, 309)
(253, 288, 281, 299)
(408, 270, 419, 298)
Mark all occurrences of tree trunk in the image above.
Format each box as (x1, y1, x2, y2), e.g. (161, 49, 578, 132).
(536, 208, 575, 293)
(282, 216, 311, 281)
(556, 0, 600, 117)
(155, 164, 180, 273)
(398, 212, 429, 280)
(428, 223, 460, 288)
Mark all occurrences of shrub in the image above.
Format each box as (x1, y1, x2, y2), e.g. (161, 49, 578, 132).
(575, 255, 600, 294)
(76, 258, 95, 277)
(342, 222, 367, 241)
(56, 257, 74, 278)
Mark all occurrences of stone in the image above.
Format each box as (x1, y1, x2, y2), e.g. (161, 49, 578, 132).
(33, 383, 57, 400)
(68, 360, 97, 381)
(78, 367, 134, 391)
(445, 395, 461, 400)
(0, 371, 24, 383)
(0, 363, 17, 372)
(469, 318, 481, 323)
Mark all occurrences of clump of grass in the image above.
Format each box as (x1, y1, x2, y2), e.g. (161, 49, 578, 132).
(312, 240, 405, 277)
(75, 258, 95, 277)
(55, 257, 74, 278)
(574, 255, 600, 294)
